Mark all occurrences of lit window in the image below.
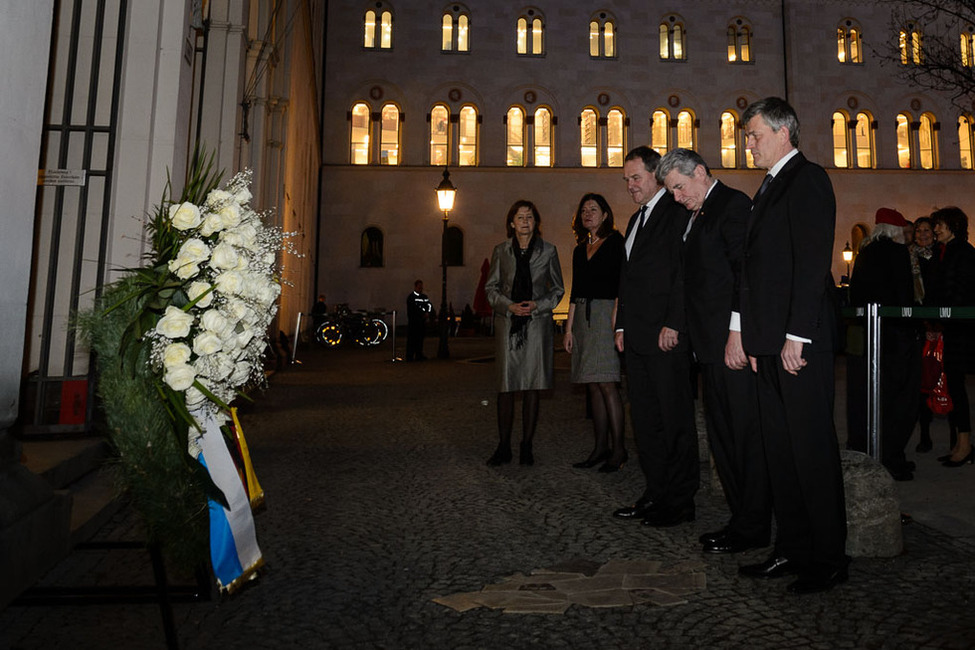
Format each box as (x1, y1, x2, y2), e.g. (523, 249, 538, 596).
(900, 25, 922, 64)
(442, 8, 470, 52)
(659, 17, 685, 60)
(607, 108, 625, 167)
(854, 112, 874, 168)
(458, 106, 477, 166)
(959, 115, 974, 169)
(677, 110, 694, 149)
(351, 102, 371, 164)
(727, 20, 752, 62)
(832, 111, 850, 168)
(919, 113, 937, 169)
(517, 14, 544, 55)
(364, 9, 393, 49)
(896, 113, 912, 168)
(720, 111, 737, 168)
(580, 108, 598, 167)
(961, 27, 975, 67)
(589, 14, 616, 58)
(837, 21, 863, 63)
(506, 106, 525, 166)
(430, 104, 449, 166)
(651, 109, 669, 155)
(379, 103, 399, 165)
(533, 107, 553, 167)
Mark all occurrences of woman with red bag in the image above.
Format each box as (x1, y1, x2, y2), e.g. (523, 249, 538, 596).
(927, 207, 975, 467)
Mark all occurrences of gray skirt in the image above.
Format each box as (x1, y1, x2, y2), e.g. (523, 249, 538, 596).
(570, 298, 621, 384)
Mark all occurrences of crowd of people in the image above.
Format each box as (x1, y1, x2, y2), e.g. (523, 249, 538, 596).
(439, 95, 974, 597)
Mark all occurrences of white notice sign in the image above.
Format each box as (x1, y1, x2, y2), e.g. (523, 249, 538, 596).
(38, 169, 87, 186)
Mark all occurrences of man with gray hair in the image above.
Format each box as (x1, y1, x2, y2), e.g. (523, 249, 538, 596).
(736, 97, 847, 594)
(657, 148, 771, 555)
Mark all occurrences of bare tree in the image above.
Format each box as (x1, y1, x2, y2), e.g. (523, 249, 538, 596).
(880, 1, 975, 109)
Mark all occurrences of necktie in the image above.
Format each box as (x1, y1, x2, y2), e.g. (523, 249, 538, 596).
(635, 205, 648, 233)
(625, 205, 648, 258)
(754, 174, 773, 201)
(683, 209, 699, 242)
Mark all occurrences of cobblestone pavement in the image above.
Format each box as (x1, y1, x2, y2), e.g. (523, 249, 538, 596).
(3, 338, 975, 649)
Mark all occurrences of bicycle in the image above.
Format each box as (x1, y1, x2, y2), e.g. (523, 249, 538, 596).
(315, 304, 388, 347)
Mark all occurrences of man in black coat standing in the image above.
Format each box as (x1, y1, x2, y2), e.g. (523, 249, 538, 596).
(657, 148, 771, 554)
(735, 97, 847, 594)
(612, 146, 698, 527)
(406, 280, 432, 361)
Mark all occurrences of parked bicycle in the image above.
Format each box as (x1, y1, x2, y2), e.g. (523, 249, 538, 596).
(315, 304, 388, 347)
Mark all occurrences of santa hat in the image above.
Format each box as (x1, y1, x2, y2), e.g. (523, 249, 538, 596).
(875, 207, 908, 227)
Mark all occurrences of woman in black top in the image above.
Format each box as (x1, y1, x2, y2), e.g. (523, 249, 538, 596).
(563, 193, 627, 472)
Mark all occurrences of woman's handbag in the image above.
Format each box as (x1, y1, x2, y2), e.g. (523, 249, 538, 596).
(927, 371, 954, 415)
(921, 335, 944, 394)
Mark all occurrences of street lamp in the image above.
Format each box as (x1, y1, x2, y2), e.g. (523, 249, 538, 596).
(842, 242, 853, 284)
(436, 167, 457, 359)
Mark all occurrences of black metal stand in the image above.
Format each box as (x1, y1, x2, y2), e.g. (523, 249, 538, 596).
(437, 213, 450, 359)
(11, 541, 212, 650)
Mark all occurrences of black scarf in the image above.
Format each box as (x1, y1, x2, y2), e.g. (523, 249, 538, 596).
(509, 234, 536, 349)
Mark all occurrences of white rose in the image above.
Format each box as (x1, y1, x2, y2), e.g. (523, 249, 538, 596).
(219, 230, 242, 247)
(198, 212, 225, 237)
(216, 203, 241, 230)
(162, 342, 192, 368)
(185, 386, 207, 409)
(206, 189, 232, 206)
(156, 306, 194, 339)
(238, 223, 258, 247)
(233, 186, 252, 205)
(215, 271, 244, 295)
(177, 238, 210, 263)
(210, 242, 239, 270)
(236, 327, 255, 348)
(169, 202, 202, 231)
(230, 362, 252, 385)
(187, 281, 214, 308)
(163, 363, 196, 391)
(210, 353, 235, 382)
(193, 331, 223, 356)
(168, 257, 201, 280)
(201, 310, 234, 338)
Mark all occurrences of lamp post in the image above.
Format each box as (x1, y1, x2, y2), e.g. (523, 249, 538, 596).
(436, 168, 457, 359)
(842, 242, 853, 284)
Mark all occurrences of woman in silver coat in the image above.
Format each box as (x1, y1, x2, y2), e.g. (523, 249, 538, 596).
(485, 200, 564, 466)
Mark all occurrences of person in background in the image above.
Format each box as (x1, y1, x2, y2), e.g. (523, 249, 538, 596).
(406, 280, 432, 362)
(485, 200, 564, 467)
(564, 193, 627, 473)
(910, 216, 939, 453)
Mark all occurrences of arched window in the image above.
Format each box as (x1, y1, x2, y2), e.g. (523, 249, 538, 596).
(445, 226, 464, 266)
(580, 108, 598, 167)
(919, 112, 938, 169)
(854, 112, 875, 168)
(350, 102, 371, 164)
(659, 16, 685, 60)
(506, 106, 525, 166)
(959, 115, 974, 169)
(458, 105, 478, 166)
(430, 104, 449, 166)
(832, 111, 851, 168)
(442, 6, 470, 52)
(900, 24, 923, 64)
(360, 227, 384, 267)
(651, 109, 669, 154)
(727, 19, 752, 62)
(607, 108, 625, 167)
(677, 110, 695, 149)
(720, 111, 738, 168)
(961, 26, 975, 67)
(533, 107, 553, 167)
(379, 103, 400, 165)
(837, 20, 863, 63)
(364, 8, 393, 49)
(517, 12, 544, 55)
(589, 13, 616, 58)
(896, 113, 912, 168)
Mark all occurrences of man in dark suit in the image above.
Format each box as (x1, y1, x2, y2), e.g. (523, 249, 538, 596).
(656, 148, 771, 554)
(612, 146, 698, 527)
(406, 279, 432, 361)
(736, 97, 848, 594)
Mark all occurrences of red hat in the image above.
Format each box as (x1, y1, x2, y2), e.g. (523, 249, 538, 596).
(875, 207, 908, 227)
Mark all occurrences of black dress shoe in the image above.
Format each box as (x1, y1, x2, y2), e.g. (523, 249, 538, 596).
(702, 533, 769, 555)
(787, 567, 848, 594)
(641, 505, 695, 527)
(613, 504, 650, 520)
(698, 528, 728, 545)
(738, 555, 798, 579)
(597, 451, 628, 473)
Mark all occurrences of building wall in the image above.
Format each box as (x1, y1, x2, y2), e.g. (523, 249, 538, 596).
(318, 1, 975, 316)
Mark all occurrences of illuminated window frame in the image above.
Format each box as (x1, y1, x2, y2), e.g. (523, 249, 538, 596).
(837, 19, 862, 63)
(727, 18, 752, 63)
(441, 6, 470, 52)
(676, 110, 695, 149)
(900, 24, 923, 65)
(580, 107, 599, 167)
(506, 106, 526, 166)
(832, 110, 852, 168)
(350, 101, 371, 165)
(457, 105, 478, 166)
(606, 108, 626, 167)
(719, 111, 738, 168)
(532, 106, 554, 167)
(429, 103, 450, 166)
(379, 103, 401, 166)
(659, 15, 685, 61)
(959, 115, 975, 169)
(896, 112, 913, 169)
(517, 11, 544, 56)
(589, 13, 616, 58)
(918, 112, 939, 169)
(650, 109, 670, 155)
(364, 7, 393, 49)
(961, 26, 975, 67)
